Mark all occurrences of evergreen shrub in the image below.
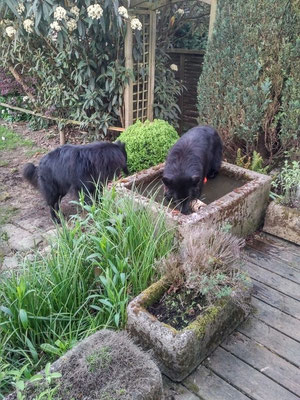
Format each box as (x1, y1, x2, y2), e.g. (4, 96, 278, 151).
(118, 119, 179, 172)
(197, 0, 300, 163)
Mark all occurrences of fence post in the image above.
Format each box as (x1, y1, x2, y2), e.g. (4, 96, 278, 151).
(124, 21, 134, 128)
(208, 0, 217, 40)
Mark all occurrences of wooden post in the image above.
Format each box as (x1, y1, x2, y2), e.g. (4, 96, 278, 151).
(179, 53, 185, 134)
(59, 129, 65, 145)
(8, 65, 35, 102)
(124, 22, 134, 128)
(208, 0, 217, 40)
(147, 10, 156, 121)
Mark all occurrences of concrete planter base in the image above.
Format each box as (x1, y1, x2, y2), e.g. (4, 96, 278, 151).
(263, 201, 300, 245)
(127, 278, 252, 382)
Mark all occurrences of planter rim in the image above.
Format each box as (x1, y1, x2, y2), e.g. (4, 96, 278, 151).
(113, 161, 272, 225)
(129, 276, 251, 336)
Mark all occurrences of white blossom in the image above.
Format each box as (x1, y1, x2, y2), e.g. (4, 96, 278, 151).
(70, 6, 80, 19)
(54, 6, 67, 21)
(5, 26, 16, 37)
(176, 8, 185, 16)
(23, 18, 34, 33)
(17, 2, 25, 15)
(66, 18, 77, 32)
(2, 135, 6, 140)
(130, 17, 142, 31)
(118, 6, 128, 19)
(87, 4, 103, 20)
(50, 21, 61, 32)
(170, 64, 178, 71)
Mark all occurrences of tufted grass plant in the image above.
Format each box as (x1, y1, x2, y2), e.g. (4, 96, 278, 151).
(0, 185, 174, 396)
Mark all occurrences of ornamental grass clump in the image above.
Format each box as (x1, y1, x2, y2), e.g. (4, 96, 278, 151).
(117, 119, 179, 172)
(0, 185, 174, 396)
(158, 227, 249, 306)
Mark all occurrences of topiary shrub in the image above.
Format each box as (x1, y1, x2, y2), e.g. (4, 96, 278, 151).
(197, 0, 300, 164)
(118, 119, 179, 173)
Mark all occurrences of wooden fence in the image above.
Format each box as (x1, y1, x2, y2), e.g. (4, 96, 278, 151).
(167, 49, 205, 134)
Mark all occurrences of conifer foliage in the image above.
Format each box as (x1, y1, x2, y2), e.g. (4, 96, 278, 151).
(197, 0, 299, 162)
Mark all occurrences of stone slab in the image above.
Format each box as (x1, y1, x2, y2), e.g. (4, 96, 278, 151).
(0, 224, 43, 251)
(263, 201, 300, 245)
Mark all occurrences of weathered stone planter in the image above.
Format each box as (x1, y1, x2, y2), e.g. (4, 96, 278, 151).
(5, 330, 163, 400)
(263, 201, 300, 245)
(127, 278, 252, 382)
(115, 162, 272, 237)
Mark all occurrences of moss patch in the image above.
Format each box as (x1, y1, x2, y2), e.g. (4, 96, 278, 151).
(186, 300, 228, 339)
(86, 346, 112, 372)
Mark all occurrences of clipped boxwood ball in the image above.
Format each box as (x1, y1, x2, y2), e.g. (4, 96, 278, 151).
(118, 119, 179, 173)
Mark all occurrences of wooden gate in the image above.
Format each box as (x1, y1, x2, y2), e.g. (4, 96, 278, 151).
(167, 49, 205, 134)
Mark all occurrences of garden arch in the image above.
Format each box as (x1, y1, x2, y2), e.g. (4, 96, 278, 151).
(124, 0, 217, 128)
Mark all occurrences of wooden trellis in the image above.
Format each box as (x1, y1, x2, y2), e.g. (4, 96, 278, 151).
(124, 10, 156, 127)
(124, 0, 217, 128)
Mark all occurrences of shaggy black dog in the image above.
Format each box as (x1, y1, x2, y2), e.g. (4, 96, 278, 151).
(162, 125, 223, 214)
(23, 141, 128, 221)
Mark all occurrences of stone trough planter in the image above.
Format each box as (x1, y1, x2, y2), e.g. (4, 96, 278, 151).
(127, 278, 252, 382)
(115, 162, 272, 238)
(263, 201, 300, 245)
(5, 330, 164, 400)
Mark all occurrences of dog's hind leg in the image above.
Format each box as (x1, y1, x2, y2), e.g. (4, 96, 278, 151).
(39, 180, 62, 222)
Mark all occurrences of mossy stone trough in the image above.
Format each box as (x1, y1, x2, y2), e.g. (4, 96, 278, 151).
(115, 161, 272, 238)
(127, 278, 252, 382)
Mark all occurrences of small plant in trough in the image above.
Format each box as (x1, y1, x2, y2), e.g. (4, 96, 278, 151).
(264, 160, 300, 245)
(150, 227, 250, 329)
(270, 160, 300, 209)
(127, 227, 252, 381)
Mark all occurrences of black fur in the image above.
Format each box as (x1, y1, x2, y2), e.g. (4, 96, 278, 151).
(162, 125, 223, 214)
(23, 141, 128, 221)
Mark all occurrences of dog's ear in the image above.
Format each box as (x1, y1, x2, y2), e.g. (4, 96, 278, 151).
(162, 176, 173, 187)
(191, 175, 201, 186)
(115, 140, 126, 150)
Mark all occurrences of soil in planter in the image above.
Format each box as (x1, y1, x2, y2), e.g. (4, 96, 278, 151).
(148, 288, 207, 330)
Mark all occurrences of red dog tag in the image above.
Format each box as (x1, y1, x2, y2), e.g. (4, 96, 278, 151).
(204, 177, 208, 184)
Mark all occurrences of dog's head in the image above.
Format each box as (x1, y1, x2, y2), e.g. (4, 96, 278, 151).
(162, 174, 201, 214)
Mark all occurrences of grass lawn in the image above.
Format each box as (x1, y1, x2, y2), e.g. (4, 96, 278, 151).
(0, 125, 34, 152)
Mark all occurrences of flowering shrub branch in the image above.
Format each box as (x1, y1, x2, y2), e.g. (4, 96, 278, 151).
(0, 1, 141, 133)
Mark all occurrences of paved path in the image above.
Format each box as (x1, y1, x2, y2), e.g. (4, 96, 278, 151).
(164, 233, 300, 400)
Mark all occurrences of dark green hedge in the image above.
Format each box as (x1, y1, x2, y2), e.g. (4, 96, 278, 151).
(197, 0, 299, 163)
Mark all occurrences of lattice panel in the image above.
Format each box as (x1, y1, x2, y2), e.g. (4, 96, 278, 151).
(124, 10, 156, 127)
(132, 13, 150, 122)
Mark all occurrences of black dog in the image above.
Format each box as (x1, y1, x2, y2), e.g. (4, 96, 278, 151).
(23, 141, 128, 221)
(162, 125, 223, 214)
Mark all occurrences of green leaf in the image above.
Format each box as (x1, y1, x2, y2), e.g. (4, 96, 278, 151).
(41, 343, 61, 356)
(0, 306, 13, 317)
(19, 309, 28, 329)
(25, 338, 38, 362)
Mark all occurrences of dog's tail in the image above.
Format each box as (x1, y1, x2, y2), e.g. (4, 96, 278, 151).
(23, 163, 39, 188)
